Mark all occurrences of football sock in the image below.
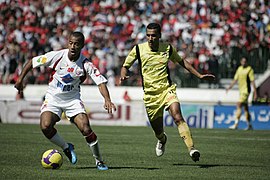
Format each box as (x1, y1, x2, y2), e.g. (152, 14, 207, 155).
(177, 121, 194, 152)
(245, 111, 251, 126)
(49, 132, 68, 150)
(88, 140, 103, 164)
(85, 132, 103, 164)
(155, 132, 166, 143)
(234, 108, 242, 126)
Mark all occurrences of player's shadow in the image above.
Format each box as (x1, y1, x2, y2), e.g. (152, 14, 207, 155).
(173, 163, 219, 168)
(173, 163, 265, 168)
(76, 166, 159, 170)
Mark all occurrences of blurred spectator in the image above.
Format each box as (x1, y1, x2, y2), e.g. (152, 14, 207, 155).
(0, 0, 269, 88)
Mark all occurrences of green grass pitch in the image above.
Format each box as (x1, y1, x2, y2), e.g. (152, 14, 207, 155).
(1, 124, 270, 179)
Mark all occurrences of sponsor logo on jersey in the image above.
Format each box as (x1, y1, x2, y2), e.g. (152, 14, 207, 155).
(61, 74, 74, 83)
(57, 81, 74, 92)
(37, 56, 47, 64)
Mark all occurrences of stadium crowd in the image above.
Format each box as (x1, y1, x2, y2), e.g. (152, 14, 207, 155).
(0, 0, 269, 87)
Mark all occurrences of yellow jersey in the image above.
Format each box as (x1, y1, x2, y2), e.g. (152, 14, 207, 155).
(234, 65, 255, 94)
(123, 42, 183, 94)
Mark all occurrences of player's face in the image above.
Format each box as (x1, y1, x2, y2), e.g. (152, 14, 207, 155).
(146, 28, 161, 51)
(68, 36, 84, 61)
(240, 58, 247, 67)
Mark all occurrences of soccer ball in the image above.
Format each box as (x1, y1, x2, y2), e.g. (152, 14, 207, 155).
(41, 149, 63, 169)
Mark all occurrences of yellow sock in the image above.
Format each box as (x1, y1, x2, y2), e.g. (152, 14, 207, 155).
(235, 108, 242, 126)
(177, 121, 194, 151)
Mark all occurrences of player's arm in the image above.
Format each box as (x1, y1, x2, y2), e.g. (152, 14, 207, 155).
(179, 58, 215, 81)
(251, 81, 257, 101)
(170, 45, 215, 81)
(226, 79, 237, 93)
(119, 66, 130, 84)
(14, 59, 33, 93)
(226, 68, 239, 93)
(98, 83, 116, 114)
(119, 46, 137, 85)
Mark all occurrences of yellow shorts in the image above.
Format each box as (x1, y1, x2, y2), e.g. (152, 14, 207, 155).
(144, 84, 179, 121)
(239, 92, 249, 103)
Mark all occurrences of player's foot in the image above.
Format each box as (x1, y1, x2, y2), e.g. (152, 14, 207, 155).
(96, 161, 108, 170)
(63, 143, 77, 164)
(155, 133, 167, 157)
(229, 124, 238, 130)
(190, 148, 200, 162)
(245, 125, 253, 130)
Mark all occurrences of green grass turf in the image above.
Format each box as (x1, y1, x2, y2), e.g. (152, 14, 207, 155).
(0, 124, 270, 180)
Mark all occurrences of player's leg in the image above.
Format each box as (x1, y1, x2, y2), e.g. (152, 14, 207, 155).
(149, 116, 167, 157)
(40, 111, 76, 164)
(230, 102, 242, 129)
(144, 92, 167, 157)
(40, 97, 76, 164)
(243, 104, 253, 130)
(169, 102, 200, 162)
(72, 113, 108, 170)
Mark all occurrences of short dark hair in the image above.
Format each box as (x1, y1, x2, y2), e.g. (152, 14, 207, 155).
(147, 23, 161, 34)
(70, 31, 85, 44)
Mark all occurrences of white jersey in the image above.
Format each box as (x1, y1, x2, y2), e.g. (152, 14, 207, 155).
(32, 49, 107, 102)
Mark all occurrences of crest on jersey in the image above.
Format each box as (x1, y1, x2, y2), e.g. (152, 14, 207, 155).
(61, 74, 74, 83)
(37, 55, 47, 64)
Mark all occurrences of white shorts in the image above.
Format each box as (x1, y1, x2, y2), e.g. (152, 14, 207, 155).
(41, 93, 86, 119)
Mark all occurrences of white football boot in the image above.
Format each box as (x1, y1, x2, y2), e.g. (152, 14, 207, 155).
(155, 133, 167, 157)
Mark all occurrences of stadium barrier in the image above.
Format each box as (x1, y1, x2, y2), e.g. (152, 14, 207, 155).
(0, 85, 268, 129)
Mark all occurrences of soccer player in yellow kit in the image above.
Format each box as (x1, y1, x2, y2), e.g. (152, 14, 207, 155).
(120, 23, 215, 162)
(226, 57, 257, 130)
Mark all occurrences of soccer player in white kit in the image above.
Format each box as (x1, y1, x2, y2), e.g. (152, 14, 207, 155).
(14, 32, 116, 170)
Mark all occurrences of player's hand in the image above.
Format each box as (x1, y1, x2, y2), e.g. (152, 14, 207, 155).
(119, 76, 130, 85)
(104, 100, 117, 114)
(14, 80, 24, 94)
(201, 74, 215, 81)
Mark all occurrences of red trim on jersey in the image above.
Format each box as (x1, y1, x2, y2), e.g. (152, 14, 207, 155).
(49, 56, 63, 83)
(79, 58, 88, 84)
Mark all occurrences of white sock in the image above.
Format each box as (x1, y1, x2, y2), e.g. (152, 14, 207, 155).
(49, 132, 68, 150)
(87, 140, 103, 164)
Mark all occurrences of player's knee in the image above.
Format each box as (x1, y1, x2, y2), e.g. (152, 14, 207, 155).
(40, 119, 52, 131)
(85, 131, 97, 143)
(173, 114, 185, 125)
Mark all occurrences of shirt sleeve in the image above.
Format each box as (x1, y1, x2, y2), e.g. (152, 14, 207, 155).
(123, 45, 137, 68)
(234, 68, 239, 80)
(169, 45, 183, 64)
(84, 60, 107, 85)
(32, 51, 63, 68)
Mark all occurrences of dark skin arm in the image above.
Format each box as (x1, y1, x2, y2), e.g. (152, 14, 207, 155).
(179, 59, 216, 81)
(98, 83, 117, 113)
(119, 66, 129, 84)
(120, 59, 216, 84)
(14, 59, 33, 93)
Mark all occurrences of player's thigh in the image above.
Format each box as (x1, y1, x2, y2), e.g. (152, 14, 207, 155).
(65, 99, 86, 119)
(40, 111, 60, 129)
